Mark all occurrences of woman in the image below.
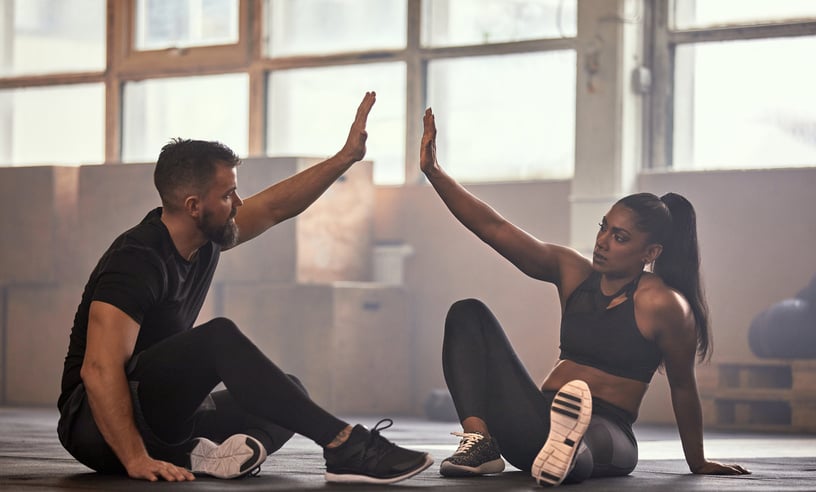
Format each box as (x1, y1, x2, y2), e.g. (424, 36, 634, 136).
(419, 108, 750, 486)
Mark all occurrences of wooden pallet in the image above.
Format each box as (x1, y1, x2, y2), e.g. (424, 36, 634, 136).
(697, 358, 816, 433)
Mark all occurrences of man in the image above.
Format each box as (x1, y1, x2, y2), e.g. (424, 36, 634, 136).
(57, 92, 433, 484)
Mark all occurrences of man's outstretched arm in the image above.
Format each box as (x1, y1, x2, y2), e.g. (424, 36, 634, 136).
(231, 91, 376, 246)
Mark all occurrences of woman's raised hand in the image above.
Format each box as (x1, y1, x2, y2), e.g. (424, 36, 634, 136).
(420, 108, 440, 176)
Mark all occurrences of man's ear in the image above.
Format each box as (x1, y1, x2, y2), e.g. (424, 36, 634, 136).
(643, 243, 663, 265)
(184, 195, 201, 218)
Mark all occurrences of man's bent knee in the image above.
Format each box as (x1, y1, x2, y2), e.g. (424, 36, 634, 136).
(198, 317, 243, 338)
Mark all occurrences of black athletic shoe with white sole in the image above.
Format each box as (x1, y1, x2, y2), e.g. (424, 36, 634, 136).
(532, 380, 592, 487)
(324, 419, 433, 484)
(189, 433, 267, 479)
(440, 431, 505, 477)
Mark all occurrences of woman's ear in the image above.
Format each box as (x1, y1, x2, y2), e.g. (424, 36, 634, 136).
(643, 243, 663, 264)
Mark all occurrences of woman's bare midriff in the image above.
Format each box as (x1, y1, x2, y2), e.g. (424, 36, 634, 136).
(540, 359, 649, 418)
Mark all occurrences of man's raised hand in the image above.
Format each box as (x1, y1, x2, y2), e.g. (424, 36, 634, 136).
(339, 91, 376, 163)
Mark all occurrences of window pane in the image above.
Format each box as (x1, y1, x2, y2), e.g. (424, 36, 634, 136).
(423, 0, 576, 47)
(672, 0, 816, 30)
(0, 0, 105, 76)
(427, 52, 575, 182)
(268, 0, 406, 56)
(135, 0, 239, 51)
(0, 84, 104, 166)
(267, 63, 406, 185)
(673, 37, 816, 170)
(122, 74, 248, 162)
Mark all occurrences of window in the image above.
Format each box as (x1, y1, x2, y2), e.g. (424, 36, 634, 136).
(264, 0, 577, 184)
(427, 51, 575, 181)
(122, 74, 249, 163)
(423, 0, 576, 46)
(671, 0, 816, 30)
(267, 0, 406, 56)
(0, 84, 105, 165)
(0, 0, 106, 166)
(134, 0, 239, 51)
(674, 37, 816, 169)
(267, 64, 406, 185)
(0, 0, 106, 76)
(648, 0, 816, 170)
(1, 1, 579, 182)
(9, 2, 813, 177)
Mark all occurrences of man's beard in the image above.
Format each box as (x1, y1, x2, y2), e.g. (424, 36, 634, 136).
(199, 208, 238, 248)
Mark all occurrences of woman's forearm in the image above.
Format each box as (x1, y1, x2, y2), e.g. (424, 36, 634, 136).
(670, 384, 707, 471)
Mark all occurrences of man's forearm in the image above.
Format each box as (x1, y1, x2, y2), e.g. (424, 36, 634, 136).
(261, 151, 358, 222)
(230, 152, 360, 246)
(231, 92, 374, 245)
(83, 367, 149, 470)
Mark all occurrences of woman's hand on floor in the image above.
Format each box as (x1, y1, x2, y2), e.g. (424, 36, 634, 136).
(691, 460, 751, 475)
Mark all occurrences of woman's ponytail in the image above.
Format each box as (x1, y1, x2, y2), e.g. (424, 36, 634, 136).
(654, 193, 711, 361)
(618, 192, 712, 362)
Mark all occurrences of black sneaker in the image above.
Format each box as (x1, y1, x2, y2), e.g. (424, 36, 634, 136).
(532, 380, 592, 487)
(324, 419, 433, 484)
(189, 433, 266, 479)
(440, 431, 505, 477)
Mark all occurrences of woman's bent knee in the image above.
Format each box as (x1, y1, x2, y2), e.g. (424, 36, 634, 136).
(447, 298, 488, 317)
(445, 299, 491, 329)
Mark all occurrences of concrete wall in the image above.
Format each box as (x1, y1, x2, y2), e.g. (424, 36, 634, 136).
(636, 168, 816, 422)
(374, 180, 572, 414)
(0, 166, 79, 283)
(373, 168, 816, 423)
(0, 157, 381, 411)
(1, 163, 814, 426)
(0, 166, 82, 407)
(224, 282, 414, 414)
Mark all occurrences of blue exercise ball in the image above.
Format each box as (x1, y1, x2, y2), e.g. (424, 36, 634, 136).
(749, 298, 815, 359)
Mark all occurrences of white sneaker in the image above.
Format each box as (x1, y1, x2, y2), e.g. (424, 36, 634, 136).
(532, 380, 592, 487)
(189, 433, 267, 479)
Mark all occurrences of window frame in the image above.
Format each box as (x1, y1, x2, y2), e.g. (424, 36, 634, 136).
(254, 0, 576, 184)
(115, 0, 252, 76)
(0, 0, 577, 183)
(645, 0, 816, 169)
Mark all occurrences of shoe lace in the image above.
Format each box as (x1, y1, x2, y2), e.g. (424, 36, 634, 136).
(450, 431, 485, 455)
(363, 418, 397, 461)
(371, 418, 394, 434)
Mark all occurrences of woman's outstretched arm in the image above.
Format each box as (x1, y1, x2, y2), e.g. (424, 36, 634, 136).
(420, 108, 590, 289)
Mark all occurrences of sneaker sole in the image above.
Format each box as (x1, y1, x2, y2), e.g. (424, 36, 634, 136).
(532, 380, 592, 487)
(325, 453, 434, 484)
(190, 434, 267, 479)
(440, 458, 505, 477)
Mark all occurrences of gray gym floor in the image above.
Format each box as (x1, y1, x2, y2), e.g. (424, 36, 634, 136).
(1, 407, 814, 491)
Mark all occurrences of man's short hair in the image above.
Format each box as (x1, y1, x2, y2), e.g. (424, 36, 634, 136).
(154, 138, 241, 212)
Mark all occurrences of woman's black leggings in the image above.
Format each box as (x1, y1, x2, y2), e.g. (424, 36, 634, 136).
(442, 299, 639, 481)
(59, 317, 348, 473)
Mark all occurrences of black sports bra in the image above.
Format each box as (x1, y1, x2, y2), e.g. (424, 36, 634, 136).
(558, 271, 662, 383)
